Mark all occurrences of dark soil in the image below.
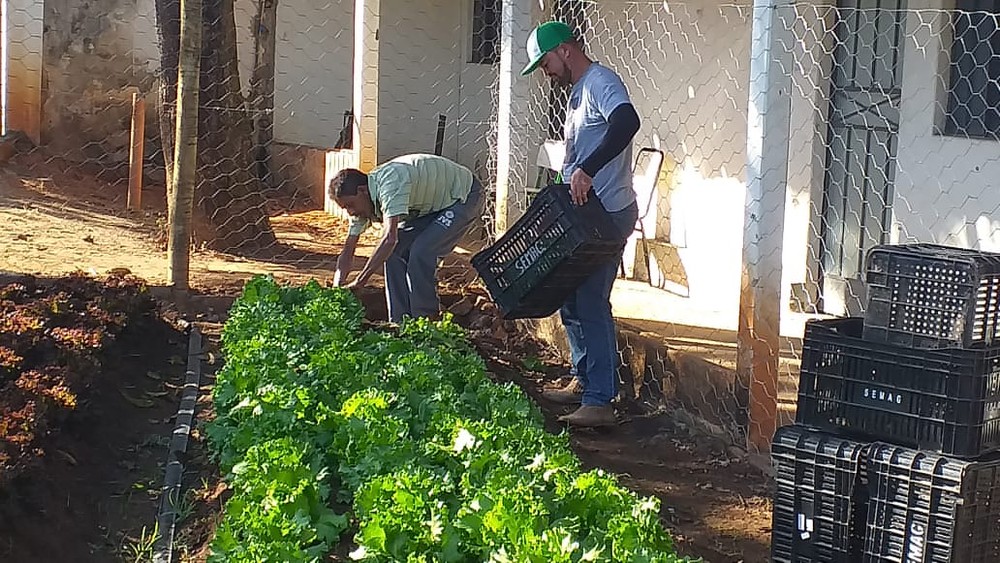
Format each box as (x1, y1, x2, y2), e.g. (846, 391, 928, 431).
(0, 275, 189, 562)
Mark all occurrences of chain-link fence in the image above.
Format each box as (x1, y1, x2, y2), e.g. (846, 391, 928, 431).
(3, 0, 1000, 452)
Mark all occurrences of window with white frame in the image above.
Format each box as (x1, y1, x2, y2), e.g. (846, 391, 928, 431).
(944, 0, 1000, 139)
(470, 0, 500, 65)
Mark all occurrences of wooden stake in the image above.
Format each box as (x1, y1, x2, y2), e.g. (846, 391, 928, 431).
(128, 92, 146, 211)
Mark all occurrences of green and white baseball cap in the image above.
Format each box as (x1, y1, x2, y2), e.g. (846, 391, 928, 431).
(521, 21, 574, 75)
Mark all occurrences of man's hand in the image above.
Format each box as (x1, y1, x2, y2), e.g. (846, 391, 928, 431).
(569, 168, 593, 205)
(349, 216, 401, 293)
(335, 235, 359, 287)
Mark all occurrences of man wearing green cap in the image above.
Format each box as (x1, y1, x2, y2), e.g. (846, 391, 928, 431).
(523, 21, 642, 427)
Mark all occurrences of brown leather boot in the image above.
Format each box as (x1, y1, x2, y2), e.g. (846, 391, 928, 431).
(558, 405, 617, 427)
(541, 378, 583, 405)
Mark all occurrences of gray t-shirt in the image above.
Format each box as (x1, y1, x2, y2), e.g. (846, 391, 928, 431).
(562, 63, 635, 212)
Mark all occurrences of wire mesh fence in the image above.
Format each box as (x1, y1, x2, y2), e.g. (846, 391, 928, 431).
(3, 0, 1000, 452)
(504, 1, 760, 447)
(0, 0, 499, 286)
(502, 0, 1000, 450)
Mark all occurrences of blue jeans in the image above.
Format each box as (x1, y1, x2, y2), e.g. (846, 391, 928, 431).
(384, 179, 483, 322)
(561, 201, 638, 406)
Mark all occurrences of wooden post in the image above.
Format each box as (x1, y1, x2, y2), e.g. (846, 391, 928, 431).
(128, 92, 146, 211)
(167, 0, 203, 290)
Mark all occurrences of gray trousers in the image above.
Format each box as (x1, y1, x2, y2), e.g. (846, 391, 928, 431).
(384, 178, 483, 322)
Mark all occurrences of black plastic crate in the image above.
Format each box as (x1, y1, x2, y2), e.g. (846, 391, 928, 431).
(864, 443, 1000, 563)
(471, 184, 623, 319)
(797, 317, 1000, 458)
(771, 425, 868, 563)
(864, 243, 1000, 348)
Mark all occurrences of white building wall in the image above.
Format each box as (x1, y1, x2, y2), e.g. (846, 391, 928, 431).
(233, 0, 355, 149)
(108, 0, 496, 169)
(376, 0, 496, 176)
(588, 0, 1000, 329)
(560, 0, 835, 328)
(377, 0, 463, 161)
(782, 1, 837, 307)
(133, 0, 162, 75)
(123, 0, 353, 150)
(893, 0, 1000, 251)
(274, 0, 355, 148)
(5, 0, 45, 141)
(584, 1, 756, 319)
(234, 1, 257, 103)
(456, 61, 498, 180)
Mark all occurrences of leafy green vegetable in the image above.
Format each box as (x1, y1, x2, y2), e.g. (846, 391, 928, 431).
(208, 437, 347, 563)
(206, 275, 697, 562)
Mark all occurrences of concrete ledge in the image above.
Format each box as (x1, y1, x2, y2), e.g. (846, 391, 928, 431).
(616, 325, 748, 444)
(519, 313, 750, 447)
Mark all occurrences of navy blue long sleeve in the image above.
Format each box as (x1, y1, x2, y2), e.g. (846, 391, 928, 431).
(579, 103, 641, 178)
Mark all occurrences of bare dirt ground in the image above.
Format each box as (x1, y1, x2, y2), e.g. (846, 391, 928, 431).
(0, 151, 384, 291)
(0, 151, 773, 562)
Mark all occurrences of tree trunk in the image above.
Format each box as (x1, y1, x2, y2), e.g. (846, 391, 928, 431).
(251, 0, 278, 185)
(155, 0, 179, 189)
(155, 0, 277, 252)
(167, 0, 202, 289)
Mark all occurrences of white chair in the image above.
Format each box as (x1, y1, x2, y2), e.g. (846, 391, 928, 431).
(527, 142, 666, 286)
(527, 139, 566, 202)
(620, 148, 665, 284)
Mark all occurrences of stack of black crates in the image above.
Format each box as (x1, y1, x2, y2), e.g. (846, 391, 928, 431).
(773, 244, 1000, 562)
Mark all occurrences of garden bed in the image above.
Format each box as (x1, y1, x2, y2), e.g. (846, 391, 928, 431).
(0, 273, 190, 561)
(203, 276, 694, 561)
(170, 279, 772, 562)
